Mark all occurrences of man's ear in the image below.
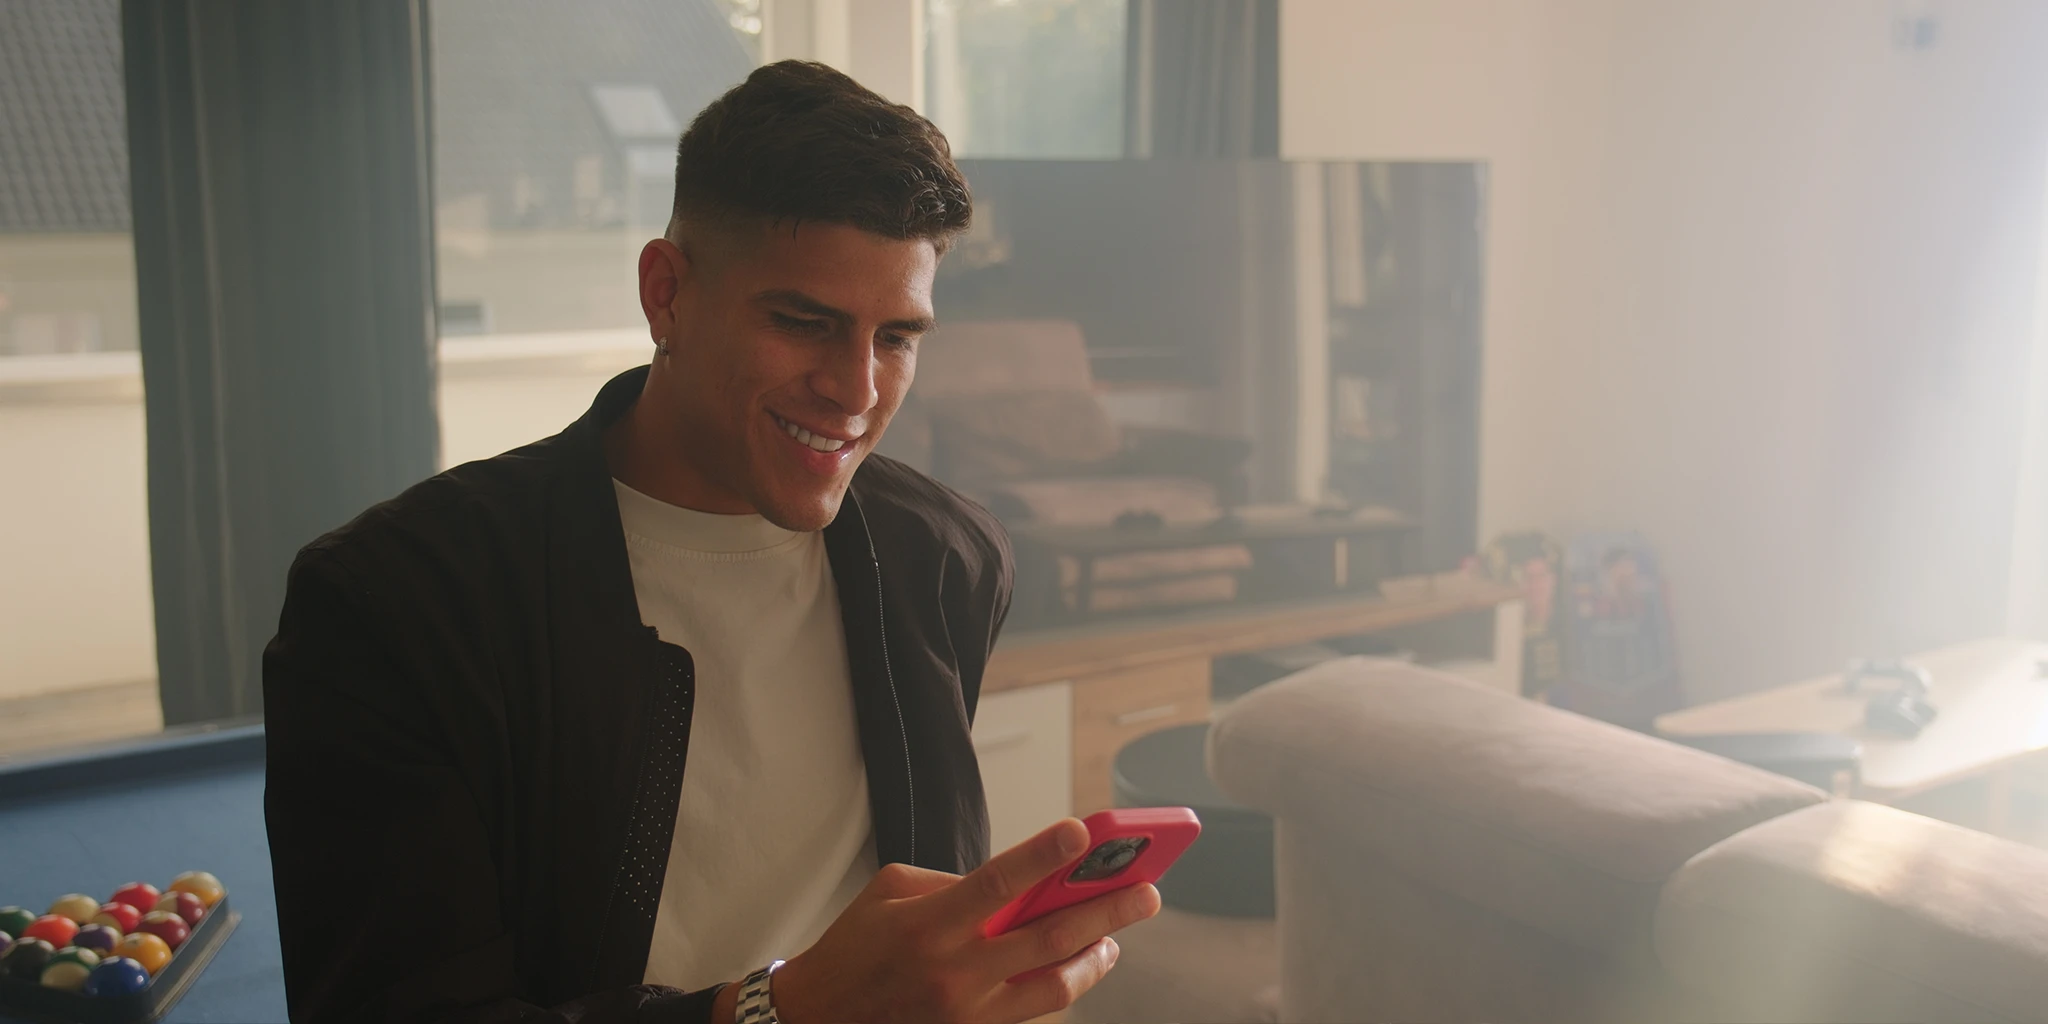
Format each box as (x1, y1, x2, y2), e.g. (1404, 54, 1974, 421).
(638, 236, 689, 342)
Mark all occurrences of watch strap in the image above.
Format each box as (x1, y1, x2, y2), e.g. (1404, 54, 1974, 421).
(734, 959, 786, 1024)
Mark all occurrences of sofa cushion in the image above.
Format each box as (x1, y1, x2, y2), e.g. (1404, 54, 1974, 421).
(1207, 658, 1826, 952)
(1656, 800, 2048, 1023)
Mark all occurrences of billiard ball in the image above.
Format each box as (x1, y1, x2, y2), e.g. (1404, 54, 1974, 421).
(137, 911, 190, 950)
(109, 882, 162, 914)
(40, 946, 101, 991)
(0, 930, 11, 960)
(73, 923, 121, 955)
(3, 937, 56, 980)
(168, 871, 225, 908)
(114, 931, 171, 974)
(0, 907, 33, 937)
(23, 914, 78, 948)
(82, 956, 151, 997)
(153, 890, 207, 927)
(47, 893, 101, 924)
(93, 901, 142, 933)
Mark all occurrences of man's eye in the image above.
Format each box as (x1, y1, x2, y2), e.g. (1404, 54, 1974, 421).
(772, 313, 830, 334)
(880, 333, 918, 351)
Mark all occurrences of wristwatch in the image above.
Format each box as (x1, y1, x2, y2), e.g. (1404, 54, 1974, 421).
(734, 959, 786, 1024)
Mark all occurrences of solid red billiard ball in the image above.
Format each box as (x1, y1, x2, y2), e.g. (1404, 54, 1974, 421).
(22, 914, 77, 949)
(109, 883, 161, 914)
(152, 891, 206, 927)
(92, 901, 141, 934)
(136, 911, 190, 951)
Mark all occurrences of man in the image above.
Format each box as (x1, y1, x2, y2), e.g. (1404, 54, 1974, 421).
(263, 61, 1158, 1023)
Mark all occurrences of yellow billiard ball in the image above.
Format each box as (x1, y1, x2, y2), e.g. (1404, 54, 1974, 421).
(167, 871, 225, 909)
(115, 932, 171, 975)
(46, 894, 100, 924)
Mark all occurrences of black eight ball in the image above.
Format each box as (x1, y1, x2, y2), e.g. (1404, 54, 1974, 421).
(3, 937, 56, 980)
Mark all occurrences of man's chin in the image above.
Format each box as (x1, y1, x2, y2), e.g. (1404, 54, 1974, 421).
(754, 487, 847, 533)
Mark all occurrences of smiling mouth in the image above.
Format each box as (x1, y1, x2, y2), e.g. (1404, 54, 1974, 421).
(772, 413, 852, 453)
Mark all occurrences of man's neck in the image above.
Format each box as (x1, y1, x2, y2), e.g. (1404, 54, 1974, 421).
(602, 378, 754, 515)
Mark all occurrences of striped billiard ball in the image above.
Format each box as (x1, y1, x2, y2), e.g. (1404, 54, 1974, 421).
(72, 923, 121, 955)
(0, 907, 34, 938)
(137, 912, 189, 951)
(92, 901, 141, 933)
(47, 893, 100, 924)
(153, 891, 206, 927)
(40, 946, 101, 991)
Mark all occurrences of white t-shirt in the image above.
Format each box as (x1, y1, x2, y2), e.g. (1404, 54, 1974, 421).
(615, 480, 877, 991)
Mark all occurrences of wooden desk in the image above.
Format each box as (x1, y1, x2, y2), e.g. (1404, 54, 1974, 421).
(986, 582, 1522, 692)
(975, 584, 1523, 828)
(1656, 638, 2048, 830)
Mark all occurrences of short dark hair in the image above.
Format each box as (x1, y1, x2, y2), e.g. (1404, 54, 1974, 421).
(672, 61, 971, 251)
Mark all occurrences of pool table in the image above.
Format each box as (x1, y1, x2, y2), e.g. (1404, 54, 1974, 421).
(0, 723, 286, 1022)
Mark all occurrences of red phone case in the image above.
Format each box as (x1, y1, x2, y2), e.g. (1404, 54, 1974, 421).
(981, 807, 1201, 938)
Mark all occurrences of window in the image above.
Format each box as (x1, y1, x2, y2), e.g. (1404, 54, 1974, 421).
(925, 0, 1126, 159)
(429, 0, 758, 467)
(0, 0, 161, 756)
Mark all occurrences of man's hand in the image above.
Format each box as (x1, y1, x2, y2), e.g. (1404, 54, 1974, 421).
(768, 818, 1161, 1023)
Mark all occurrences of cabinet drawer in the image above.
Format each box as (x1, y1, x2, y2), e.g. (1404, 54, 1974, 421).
(972, 682, 1072, 853)
(1070, 659, 1211, 815)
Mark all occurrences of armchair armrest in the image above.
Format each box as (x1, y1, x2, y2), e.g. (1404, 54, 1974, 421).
(1656, 800, 2048, 1023)
(1207, 657, 1826, 950)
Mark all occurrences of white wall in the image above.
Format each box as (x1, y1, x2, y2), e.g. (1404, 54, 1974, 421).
(1284, 0, 2048, 700)
(0, 387, 155, 699)
(0, 341, 646, 700)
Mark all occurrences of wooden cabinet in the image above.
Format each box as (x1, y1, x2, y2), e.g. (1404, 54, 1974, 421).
(976, 588, 1523, 837)
(1068, 658, 1211, 815)
(972, 683, 1072, 852)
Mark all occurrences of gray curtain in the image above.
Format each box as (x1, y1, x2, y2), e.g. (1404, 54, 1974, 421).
(1123, 0, 1279, 158)
(124, 0, 440, 724)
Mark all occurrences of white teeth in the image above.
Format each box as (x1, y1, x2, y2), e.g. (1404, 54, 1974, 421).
(777, 416, 847, 453)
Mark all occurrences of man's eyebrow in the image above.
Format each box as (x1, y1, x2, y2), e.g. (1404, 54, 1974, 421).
(755, 288, 937, 335)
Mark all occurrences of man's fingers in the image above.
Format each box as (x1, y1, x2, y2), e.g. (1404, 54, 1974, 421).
(993, 936, 1120, 1022)
(943, 817, 1090, 921)
(868, 861, 961, 900)
(985, 881, 1159, 978)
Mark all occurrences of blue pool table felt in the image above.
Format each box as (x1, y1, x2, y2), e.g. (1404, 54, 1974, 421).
(0, 736, 285, 1022)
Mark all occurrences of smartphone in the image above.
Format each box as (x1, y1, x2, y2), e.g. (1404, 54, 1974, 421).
(981, 806, 1202, 939)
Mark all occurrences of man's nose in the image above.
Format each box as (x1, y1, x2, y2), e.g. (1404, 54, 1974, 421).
(811, 335, 881, 416)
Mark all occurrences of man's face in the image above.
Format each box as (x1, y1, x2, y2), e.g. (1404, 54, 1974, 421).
(641, 220, 937, 531)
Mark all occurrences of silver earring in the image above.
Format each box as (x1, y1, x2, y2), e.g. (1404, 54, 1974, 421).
(656, 337, 670, 356)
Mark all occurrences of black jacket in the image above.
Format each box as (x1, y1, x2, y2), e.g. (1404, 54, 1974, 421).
(263, 367, 1012, 1022)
